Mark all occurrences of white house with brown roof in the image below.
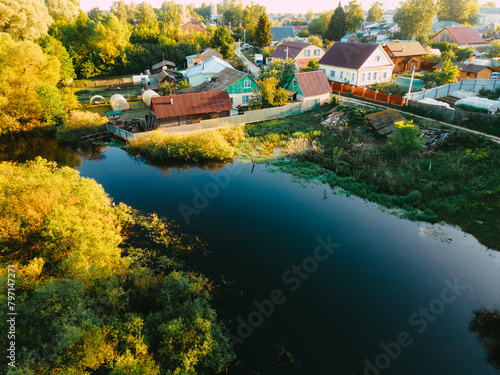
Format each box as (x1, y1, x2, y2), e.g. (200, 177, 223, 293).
(431, 26, 486, 46)
(284, 70, 332, 104)
(269, 41, 326, 71)
(318, 42, 394, 87)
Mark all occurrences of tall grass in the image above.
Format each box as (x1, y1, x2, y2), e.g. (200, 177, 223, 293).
(126, 126, 246, 162)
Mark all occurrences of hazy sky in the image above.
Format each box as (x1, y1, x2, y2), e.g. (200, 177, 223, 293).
(79, 0, 496, 15)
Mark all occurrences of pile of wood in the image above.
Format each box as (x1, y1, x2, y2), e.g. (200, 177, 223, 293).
(421, 128, 454, 149)
(321, 109, 348, 127)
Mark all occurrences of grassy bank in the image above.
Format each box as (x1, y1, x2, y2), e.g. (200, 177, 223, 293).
(238, 104, 499, 250)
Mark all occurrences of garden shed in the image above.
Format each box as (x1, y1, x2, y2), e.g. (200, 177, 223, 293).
(365, 110, 405, 136)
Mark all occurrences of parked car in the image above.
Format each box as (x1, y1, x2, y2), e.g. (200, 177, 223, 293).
(491, 72, 500, 79)
(242, 43, 251, 50)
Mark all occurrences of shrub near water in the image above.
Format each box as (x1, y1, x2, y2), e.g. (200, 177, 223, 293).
(56, 110, 109, 143)
(127, 126, 245, 162)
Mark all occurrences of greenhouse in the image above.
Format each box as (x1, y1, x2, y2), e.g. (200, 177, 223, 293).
(109, 94, 130, 111)
(142, 90, 160, 106)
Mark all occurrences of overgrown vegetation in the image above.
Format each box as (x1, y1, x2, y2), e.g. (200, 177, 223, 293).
(126, 127, 246, 162)
(0, 158, 234, 374)
(56, 110, 109, 142)
(237, 104, 500, 250)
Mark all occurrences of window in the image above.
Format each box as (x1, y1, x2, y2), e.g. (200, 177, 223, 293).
(314, 49, 320, 56)
(340, 71, 343, 80)
(362, 73, 365, 81)
(466, 72, 471, 77)
(244, 80, 251, 89)
(293, 79, 297, 87)
(375, 55, 380, 62)
(242, 95, 249, 103)
(187, 59, 193, 65)
(304, 50, 310, 57)
(351, 72, 355, 81)
(383, 72, 387, 79)
(368, 73, 371, 81)
(330, 70, 335, 78)
(373, 72, 377, 80)
(230, 98, 233, 104)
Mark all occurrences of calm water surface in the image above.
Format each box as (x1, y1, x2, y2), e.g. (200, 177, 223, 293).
(3, 135, 500, 375)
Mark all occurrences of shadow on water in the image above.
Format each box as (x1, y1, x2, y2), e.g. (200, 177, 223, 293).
(470, 308, 500, 372)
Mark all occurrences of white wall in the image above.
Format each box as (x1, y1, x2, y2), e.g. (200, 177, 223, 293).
(319, 65, 392, 86)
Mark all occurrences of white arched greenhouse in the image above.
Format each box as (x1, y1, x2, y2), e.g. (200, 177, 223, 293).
(109, 94, 130, 111)
(142, 90, 160, 106)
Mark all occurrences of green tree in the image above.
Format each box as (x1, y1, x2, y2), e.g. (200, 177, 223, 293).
(454, 46, 475, 61)
(0, 0, 53, 40)
(38, 35, 75, 83)
(421, 57, 460, 88)
(250, 77, 290, 108)
(486, 40, 500, 58)
(259, 58, 297, 86)
(194, 2, 211, 20)
(345, 0, 364, 33)
(211, 25, 234, 47)
(44, 0, 80, 22)
(324, 2, 347, 41)
(438, 0, 480, 24)
(387, 121, 425, 156)
(242, 2, 266, 43)
(367, 1, 384, 22)
(308, 35, 323, 47)
(254, 12, 272, 48)
(136, 1, 158, 24)
(393, 0, 437, 39)
(306, 8, 314, 21)
(88, 7, 107, 22)
(303, 58, 319, 71)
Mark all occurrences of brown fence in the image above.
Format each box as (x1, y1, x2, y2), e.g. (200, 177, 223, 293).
(408, 100, 500, 124)
(330, 82, 405, 106)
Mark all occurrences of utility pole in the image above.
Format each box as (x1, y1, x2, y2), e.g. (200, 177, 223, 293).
(244, 28, 246, 44)
(406, 62, 417, 106)
(286, 47, 289, 59)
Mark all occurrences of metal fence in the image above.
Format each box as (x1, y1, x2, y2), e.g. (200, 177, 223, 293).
(407, 100, 500, 124)
(108, 124, 135, 140)
(160, 100, 322, 135)
(407, 79, 500, 101)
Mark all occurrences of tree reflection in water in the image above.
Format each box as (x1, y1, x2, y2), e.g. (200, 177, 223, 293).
(469, 308, 500, 371)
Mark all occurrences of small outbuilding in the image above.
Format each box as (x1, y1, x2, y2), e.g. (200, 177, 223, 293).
(365, 110, 405, 136)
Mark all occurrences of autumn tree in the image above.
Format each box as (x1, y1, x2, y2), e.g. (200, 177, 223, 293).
(324, 2, 347, 41)
(394, 0, 437, 39)
(254, 12, 272, 47)
(306, 8, 314, 21)
(0, 0, 53, 40)
(438, 0, 480, 24)
(308, 35, 323, 47)
(136, 1, 158, 24)
(250, 77, 290, 108)
(345, 0, 364, 33)
(308, 11, 333, 35)
(259, 58, 297, 86)
(486, 40, 500, 58)
(38, 35, 75, 83)
(44, 0, 80, 22)
(421, 57, 460, 88)
(367, 1, 384, 22)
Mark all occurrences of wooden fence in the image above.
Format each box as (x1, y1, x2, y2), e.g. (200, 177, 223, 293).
(72, 77, 134, 88)
(407, 100, 500, 124)
(330, 82, 406, 106)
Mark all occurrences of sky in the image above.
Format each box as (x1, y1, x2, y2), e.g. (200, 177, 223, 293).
(79, 0, 497, 15)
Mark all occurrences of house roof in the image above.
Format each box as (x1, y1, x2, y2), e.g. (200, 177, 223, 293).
(341, 34, 355, 42)
(293, 71, 332, 97)
(184, 56, 234, 77)
(270, 27, 296, 41)
(181, 21, 207, 33)
(150, 91, 233, 119)
(199, 48, 223, 59)
(435, 26, 486, 45)
(152, 60, 176, 70)
(432, 21, 461, 32)
(270, 41, 314, 59)
(295, 59, 312, 70)
(384, 42, 427, 57)
(479, 7, 500, 14)
(319, 42, 382, 70)
(434, 61, 493, 73)
(175, 68, 252, 94)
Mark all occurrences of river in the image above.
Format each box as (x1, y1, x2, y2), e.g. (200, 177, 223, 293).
(2, 132, 500, 375)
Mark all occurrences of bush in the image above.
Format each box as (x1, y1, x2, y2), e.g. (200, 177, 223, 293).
(387, 120, 425, 156)
(56, 110, 109, 143)
(126, 126, 245, 162)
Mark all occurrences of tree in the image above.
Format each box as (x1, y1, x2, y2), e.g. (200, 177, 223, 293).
(242, 2, 266, 42)
(306, 8, 314, 21)
(387, 120, 425, 156)
(393, 0, 437, 39)
(254, 12, 272, 48)
(194, 2, 211, 20)
(454, 46, 475, 61)
(38, 35, 75, 83)
(136, 1, 158, 24)
(367, 1, 384, 22)
(486, 40, 500, 58)
(308, 35, 323, 47)
(438, 0, 480, 24)
(44, 0, 80, 22)
(324, 2, 347, 42)
(259, 58, 297, 86)
(303, 58, 319, 71)
(307, 11, 333, 35)
(88, 7, 107, 22)
(250, 77, 290, 108)
(421, 56, 459, 88)
(0, 0, 53, 40)
(345, 0, 364, 33)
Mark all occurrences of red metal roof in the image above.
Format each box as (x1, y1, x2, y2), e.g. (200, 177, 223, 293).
(439, 26, 485, 45)
(294, 70, 332, 97)
(150, 91, 233, 119)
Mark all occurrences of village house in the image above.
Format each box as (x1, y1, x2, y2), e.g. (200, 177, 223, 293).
(431, 26, 486, 46)
(147, 91, 234, 128)
(181, 18, 208, 34)
(186, 48, 223, 69)
(151, 60, 176, 74)
(431, 21, 461, 33)
(270, 27, 296, 45)
(175, 67, 258, 108)
(318, 42, 394, 87)
(478, 7, 500, 25)
(383, 41, 428, 73)
(284, 70, 332, 104)
(269, 41, 326, 71)
(341, 34, 358, 43)
(433, 54, 494, 80)
(184, 56, 235, 86)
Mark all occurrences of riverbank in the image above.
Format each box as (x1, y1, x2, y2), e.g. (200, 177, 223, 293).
(236, 103, 499, 250)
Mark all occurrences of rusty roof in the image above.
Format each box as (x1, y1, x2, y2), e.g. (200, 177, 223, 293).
(293, 70, 332, 97)
(150, 91, 233, 119)
(433, 26, 486, 45)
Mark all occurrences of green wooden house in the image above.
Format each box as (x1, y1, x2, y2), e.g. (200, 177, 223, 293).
(176, 68, 259, 107)
(284, 70, 332, 104)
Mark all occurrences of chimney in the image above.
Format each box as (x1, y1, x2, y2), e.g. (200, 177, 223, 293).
(468, 53, 476, 65)
(170, 97, 173, 105)
(401, 45, 405, 52)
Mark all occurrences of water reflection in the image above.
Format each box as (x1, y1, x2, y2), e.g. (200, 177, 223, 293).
(132, 155, 232, 174)
(470, 308, 500, 371)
